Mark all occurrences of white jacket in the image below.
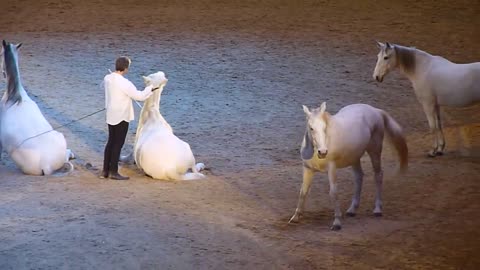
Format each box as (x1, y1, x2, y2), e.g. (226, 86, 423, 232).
(103, 72, 153, 125)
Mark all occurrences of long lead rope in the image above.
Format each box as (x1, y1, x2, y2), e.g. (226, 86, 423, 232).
(7, 68, 145, 152)
(12, 107, 106, 151)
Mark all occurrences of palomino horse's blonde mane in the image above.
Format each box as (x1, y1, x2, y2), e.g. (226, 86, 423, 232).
(309, 107, 331, 124)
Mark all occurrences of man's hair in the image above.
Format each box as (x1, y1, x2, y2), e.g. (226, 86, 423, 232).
(115, 56, 131, 71)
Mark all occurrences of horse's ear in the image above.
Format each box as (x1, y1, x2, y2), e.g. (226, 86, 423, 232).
(385, 42, 392, 49)
(376, 41, 384, 49)
(301, 127, 314, 160)
(16, 43, 22, 50)
(142, 76, 150, 84)
(319, 101, 326, 114)
(302, 105, 311, 117)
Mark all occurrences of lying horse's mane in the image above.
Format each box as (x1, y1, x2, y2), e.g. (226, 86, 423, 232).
(3, 43, 23, 105)
(394, 45, 416, 74)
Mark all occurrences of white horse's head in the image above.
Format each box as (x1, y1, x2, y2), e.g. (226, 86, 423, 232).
(301, 102, 330, 159)
(143, 71, 168, 90)
(373, 41, 397, 82)
(141, 71, 168, 112)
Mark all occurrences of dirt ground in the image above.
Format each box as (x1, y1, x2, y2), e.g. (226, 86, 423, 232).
(1, 0, 480, 269)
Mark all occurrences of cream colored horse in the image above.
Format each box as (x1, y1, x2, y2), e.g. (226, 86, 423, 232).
(289, 102, 408, 230)
(133, 71, 205, 180)
(0, 40, 74, 175)
(373, 42, 480, 156)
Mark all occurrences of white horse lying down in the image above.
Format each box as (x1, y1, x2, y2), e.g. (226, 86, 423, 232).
(373, 42, 480, 157)
(132, 71, 205, 180)
(289, 102, 408, 230)
(0, 40, 74, 175)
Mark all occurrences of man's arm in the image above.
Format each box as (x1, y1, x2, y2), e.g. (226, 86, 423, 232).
(122, 81, 153, 101)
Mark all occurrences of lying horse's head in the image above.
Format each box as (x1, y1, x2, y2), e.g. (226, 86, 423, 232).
(2, 40, 24, 105)
(143, 71, 168, 89)
(140, 71, 169, 113)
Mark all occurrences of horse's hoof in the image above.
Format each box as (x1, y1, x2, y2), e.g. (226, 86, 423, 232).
(427, 152, 437, 158)
(345, 212, 356, 217)
(288, 215, 299, 224)
(195, 163, 206, 171)
(373, 212, 383, 217)
(330, 224, 342, 231)
(435, 151, 444, 156)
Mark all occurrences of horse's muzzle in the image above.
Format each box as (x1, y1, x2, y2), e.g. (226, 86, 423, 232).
(317, 150, 328, 159)
(375, 76, 383, 82)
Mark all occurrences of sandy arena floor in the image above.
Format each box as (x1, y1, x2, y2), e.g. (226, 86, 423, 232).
(1, 0, 479, 269)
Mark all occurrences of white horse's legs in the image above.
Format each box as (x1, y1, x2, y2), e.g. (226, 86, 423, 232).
(289, 166, 315, 223)
(194, 162, 205, 172)
(422, 102, 443, 157)
(368, 151, 384, 216)
(366, 131, 384, 217)
(66, 149, 75, 161)
(328, 162, 342, 230)
(346, 161, 364, 217)
(434, 104, 446, 154)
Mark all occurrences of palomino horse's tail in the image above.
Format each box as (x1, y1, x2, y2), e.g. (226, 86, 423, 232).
(380, 110, 408, 173)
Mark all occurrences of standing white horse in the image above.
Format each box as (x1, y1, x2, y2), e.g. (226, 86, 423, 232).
(289, 102, 408, 230)
(132, 71, 205, 180)
(373, 42, 480, 156)
(0, 40, 74, 175)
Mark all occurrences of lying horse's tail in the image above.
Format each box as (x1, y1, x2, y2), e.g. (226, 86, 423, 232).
(380, 110, 408, 173)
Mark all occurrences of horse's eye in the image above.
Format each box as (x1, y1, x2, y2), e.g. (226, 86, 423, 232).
(384, 56, 389, 60)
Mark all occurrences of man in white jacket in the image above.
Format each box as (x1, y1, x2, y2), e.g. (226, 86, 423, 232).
(101, 56, 155, 180)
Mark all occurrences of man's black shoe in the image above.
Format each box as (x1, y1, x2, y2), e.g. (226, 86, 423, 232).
(109, 172, 129, 180)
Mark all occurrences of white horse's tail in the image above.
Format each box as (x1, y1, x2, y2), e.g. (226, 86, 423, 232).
(380, 110, 408, 173)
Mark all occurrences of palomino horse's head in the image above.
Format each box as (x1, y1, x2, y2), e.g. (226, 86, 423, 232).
(301, 102, 330, 160)
(373, 41, 396, 82)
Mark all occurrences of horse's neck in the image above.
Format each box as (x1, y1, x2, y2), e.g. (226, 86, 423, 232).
(136, 103, 171, 141)
(395, 45, 432, 81)
(325, 115, 337, 145)
(5, 60, 25, 105)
